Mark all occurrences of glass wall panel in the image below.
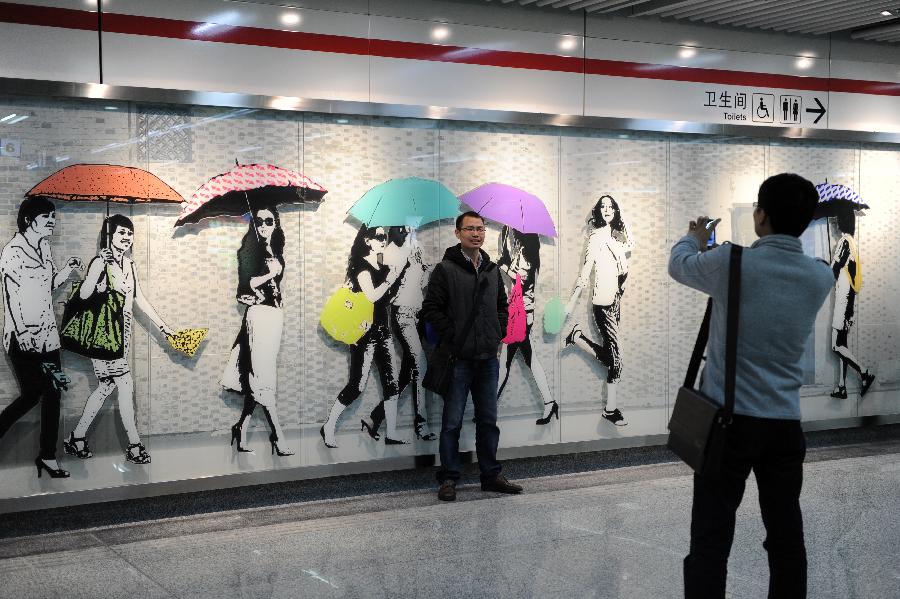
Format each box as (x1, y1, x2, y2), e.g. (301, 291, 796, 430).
(1, 93, 898, 504)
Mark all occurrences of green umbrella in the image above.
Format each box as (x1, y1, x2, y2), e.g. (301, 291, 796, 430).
(348, 177, 459, 228)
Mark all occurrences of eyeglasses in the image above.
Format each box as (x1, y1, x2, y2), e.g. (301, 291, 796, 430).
(459, 226, 486, 233)
(254, 217, 275, 226)
(372, 233, 387, 241)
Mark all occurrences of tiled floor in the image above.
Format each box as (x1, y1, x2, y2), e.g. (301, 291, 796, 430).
(1, 442, 900, 598)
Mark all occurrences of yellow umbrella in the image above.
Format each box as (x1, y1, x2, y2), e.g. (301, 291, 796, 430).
(166, 328, 209, 357)
(320, 287, 374, 345)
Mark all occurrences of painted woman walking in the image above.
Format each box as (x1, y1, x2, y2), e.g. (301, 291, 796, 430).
(321, 225, 402, 448)
(828, 208, 875, 399)
(366, 226, 435, 441)
(496, 225, 556, 425)
(65, 214, 175, 465)
(0, 197, 82, 478)
(564, 195, 633, 426)
(221, 206, 293, 456)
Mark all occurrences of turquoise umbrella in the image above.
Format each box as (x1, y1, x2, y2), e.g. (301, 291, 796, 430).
(348, 177, 460, 228)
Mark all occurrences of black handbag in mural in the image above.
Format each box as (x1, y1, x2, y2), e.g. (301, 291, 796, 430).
(60, 267, 126, 360)
(667, 244, 742, 477)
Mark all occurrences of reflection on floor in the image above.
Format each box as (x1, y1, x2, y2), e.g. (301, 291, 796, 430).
(1, 437, 900, 598)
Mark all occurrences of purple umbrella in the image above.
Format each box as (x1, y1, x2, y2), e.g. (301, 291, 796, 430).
(460, 183, 557, 237)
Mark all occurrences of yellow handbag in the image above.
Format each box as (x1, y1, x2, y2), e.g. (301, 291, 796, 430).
(320, 286, 375, 345)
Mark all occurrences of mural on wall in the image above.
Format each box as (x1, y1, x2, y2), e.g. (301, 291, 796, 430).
(321, 178, 459, 448)
(460, 183, 559, 425)
(367, 227, 436, 441)
(0, 197, 83, 478)
(23, 164, 187, 466)
(815, 183, 877, 399)
(563, 195, 634, 427)
(176, 162, 328, 456)
(65, 214, 178, 465)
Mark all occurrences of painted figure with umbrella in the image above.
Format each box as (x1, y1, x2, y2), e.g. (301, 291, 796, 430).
(25, 164, 187, 466)
(460, 183, 558, 426)
(177, 161, 326, 456)
(814, 182, 876, 399)
(0, 195, 84, 478)
(563, 194, 634, 427)
(321, 177, 458, 448)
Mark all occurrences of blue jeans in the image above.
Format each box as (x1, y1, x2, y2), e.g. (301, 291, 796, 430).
(437, 357, 502, 483)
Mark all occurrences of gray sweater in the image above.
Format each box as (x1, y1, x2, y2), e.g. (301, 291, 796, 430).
(669, 234, 834, 420)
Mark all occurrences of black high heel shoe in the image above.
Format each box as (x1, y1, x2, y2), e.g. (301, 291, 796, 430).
(320, 425, 337, 449)
(231, 423, 252, 453)
(35, 457, 69, 479)
(414, 415, 436, 441)
(125, 443, 151, 465)
(384, 437, 409, 445)
(535, 401, 559, 425)
(63, 432, 93, 459)
(269, 433, 294, 456)
(361, 419, 380, 441)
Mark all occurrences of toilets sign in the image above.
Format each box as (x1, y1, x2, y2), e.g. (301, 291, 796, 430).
(702, 88, 827, 126)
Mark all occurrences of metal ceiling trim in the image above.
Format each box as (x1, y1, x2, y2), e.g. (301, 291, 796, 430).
(2, 76, 900, 145)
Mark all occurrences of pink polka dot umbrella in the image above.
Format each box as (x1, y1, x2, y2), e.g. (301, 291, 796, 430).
(175, 161, 327, 227)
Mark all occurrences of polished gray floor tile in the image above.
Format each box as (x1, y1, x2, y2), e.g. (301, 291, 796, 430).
(3, 448, 900, 598)
(0, 547, 174, 599)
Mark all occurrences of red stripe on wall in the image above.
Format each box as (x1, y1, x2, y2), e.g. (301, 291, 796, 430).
(829, 78, 900, 96)
(584, 59, 831, 93)
(3, 2, 900, 97)
(369, 38, 584, 73)
(0, 1, 96, 31)
(101, 12, 371, 56)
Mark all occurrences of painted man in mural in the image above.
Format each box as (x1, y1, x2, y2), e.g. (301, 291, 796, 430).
(365, 226, 436, 441)
(64, 214, 176, 465)
(221, 206, 293, 456)
(321, 225, 403, 448)
(496, 225, 557, 425)
(0, 197, 83, 478)
(564, 195, 633, 426)
(828, 206, 876, 399)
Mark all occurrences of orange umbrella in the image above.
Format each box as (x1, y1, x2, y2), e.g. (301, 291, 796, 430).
(26, 164, 184, 204)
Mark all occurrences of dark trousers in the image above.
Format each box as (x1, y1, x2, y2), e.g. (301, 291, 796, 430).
(437, 357, 501, 483)
(684, 415, 807, 599)
(0, 339, 62, 460)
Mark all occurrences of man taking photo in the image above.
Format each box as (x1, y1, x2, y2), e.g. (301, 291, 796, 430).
(668, 173, 835, 598)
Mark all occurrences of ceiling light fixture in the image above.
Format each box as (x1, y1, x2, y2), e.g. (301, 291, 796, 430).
(280, 12, 301, 26)
(795, 57, 813, 70)
(7, 115, 29, 124)
(678, 47, 697, 59)
(431, 26, 450, 41)
(558, 37, 577, 51)
(881, 10, 893, 16)
(0, 113, 17, 123)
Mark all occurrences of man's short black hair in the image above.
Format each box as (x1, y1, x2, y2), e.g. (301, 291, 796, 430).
(17, 196, 55, 233)
(455, 210, 484, 230)
(757, 173, 819, 237)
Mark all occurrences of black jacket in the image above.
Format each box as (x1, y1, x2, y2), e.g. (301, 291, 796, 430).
(421, 244, 508, 360)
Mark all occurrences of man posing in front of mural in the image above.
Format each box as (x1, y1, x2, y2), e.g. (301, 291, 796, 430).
(421, 211, 522, 502)
(0, 197, 83, 478)
(669, 174, 834, 598)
